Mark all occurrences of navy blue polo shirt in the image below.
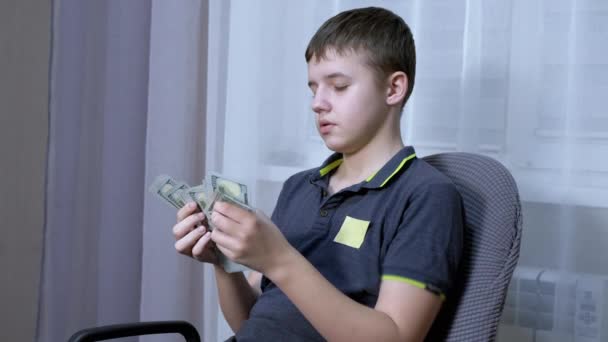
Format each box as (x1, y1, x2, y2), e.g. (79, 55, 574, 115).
(235, 146, 463, 341)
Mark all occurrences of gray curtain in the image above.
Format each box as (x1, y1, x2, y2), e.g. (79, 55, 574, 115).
(37, 0, 150, 340)
(36, 0, 213, 341)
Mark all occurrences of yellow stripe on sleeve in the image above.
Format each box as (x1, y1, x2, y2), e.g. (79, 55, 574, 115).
(382, 274, 446, 301)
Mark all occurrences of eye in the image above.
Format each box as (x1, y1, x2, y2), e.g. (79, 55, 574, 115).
(335, 85, 348, 92)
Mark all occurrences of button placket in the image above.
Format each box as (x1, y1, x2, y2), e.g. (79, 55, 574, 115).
(313, 195, 342, 231)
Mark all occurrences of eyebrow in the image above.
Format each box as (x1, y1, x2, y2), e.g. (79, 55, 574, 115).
(308, 72, 352, 87)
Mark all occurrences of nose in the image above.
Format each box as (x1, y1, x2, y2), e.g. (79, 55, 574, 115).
(311, 88, 331, 114)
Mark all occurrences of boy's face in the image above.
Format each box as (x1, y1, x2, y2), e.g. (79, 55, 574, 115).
(307, 48, 389, 154)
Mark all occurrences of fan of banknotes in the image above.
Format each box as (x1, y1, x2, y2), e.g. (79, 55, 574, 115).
(148, 172, 253, 273)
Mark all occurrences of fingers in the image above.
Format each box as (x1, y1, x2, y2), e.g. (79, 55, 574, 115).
(214, 242, 233, 261)
(212, 230, 236, 261)
(174, 226, 207, 256)
(210, 207, 241, 236)
(213, 201, 248, 224)
(172, 211, 206, 239)
(177, 202, 199, 222)
(211, 226, 240, 254)
(191, 231, 213, 259)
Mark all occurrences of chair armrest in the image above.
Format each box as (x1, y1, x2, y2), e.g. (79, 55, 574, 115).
(68, 320, 200, 342)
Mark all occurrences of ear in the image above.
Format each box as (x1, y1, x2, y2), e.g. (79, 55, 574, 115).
(386, 71, 408, 107)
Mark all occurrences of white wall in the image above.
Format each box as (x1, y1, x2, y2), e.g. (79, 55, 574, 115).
(0, 0, 50, 340)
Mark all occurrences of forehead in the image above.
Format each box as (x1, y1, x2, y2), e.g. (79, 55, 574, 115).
(307, 48, 372, 81)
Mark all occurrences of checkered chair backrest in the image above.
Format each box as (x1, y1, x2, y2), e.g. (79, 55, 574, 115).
(423, 152, 522, 341)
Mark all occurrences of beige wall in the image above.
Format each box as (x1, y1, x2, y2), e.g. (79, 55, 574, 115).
(0, 0, 50, 340)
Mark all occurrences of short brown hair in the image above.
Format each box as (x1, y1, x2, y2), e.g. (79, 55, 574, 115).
(305, 7, 416, 106)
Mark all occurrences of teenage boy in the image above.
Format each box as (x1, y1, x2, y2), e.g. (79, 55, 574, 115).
(173, 7, 463, 342)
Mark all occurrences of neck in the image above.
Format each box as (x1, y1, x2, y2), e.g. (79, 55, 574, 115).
(335, 118, 404, 184)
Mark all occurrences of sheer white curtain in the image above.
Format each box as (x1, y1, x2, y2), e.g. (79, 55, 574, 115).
(207, 0, 608, 341)
(38, 1, 213, 341)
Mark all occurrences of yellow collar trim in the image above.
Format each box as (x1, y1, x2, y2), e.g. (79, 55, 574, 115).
(319, 152, 416, 187)
(378, 153, 416, 187)
(365, 171, 378, 182)
(319, 159, 343, 177)
(364, 153, 417, 186)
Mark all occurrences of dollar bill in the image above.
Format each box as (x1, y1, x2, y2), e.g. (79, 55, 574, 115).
(186, 184, 214, 229)
(177, 187, 195, 206)
(166, 182, 190, 208)
(206, 173, 252, 273)
(209, 172, 249, 205)
(148, 173, 253, 273)
(206, 188, 254, 213)
(187, 184, 210, 212)
(149, 175, 181, 208)
(204, 187, 253, 274)
(217, 253, 250, 273)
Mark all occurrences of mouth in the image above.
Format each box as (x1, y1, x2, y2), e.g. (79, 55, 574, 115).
(318, 120, 335, 134)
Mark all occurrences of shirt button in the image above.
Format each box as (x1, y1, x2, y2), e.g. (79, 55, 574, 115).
(320, 209, 328, 217)
(322, 190, 327, 197)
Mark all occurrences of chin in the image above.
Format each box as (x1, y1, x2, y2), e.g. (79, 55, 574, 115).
(321, 139, 342, 152)
(322, 138, 354, 154)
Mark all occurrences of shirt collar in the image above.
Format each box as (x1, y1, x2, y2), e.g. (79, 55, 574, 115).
(310, 146, 417, 190)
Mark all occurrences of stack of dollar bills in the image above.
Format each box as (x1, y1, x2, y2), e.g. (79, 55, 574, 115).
(149, 172, 252, 273)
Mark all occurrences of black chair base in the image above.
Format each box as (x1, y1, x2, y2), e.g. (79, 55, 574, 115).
(68, 320, 200, 342)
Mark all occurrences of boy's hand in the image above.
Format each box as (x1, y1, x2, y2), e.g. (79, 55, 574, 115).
(209, 201, 294, 274)
(173, 202, 219, 265)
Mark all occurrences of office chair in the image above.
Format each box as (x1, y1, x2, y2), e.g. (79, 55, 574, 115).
(423, 152, 522, 341)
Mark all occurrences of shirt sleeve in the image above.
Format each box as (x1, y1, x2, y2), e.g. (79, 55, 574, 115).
(261, 174, 296, 291)
(269, 175, 295, 226)
(381, 180, 464, 300)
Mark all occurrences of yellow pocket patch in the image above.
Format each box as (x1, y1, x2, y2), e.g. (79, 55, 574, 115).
(333, 216, 370, 249)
